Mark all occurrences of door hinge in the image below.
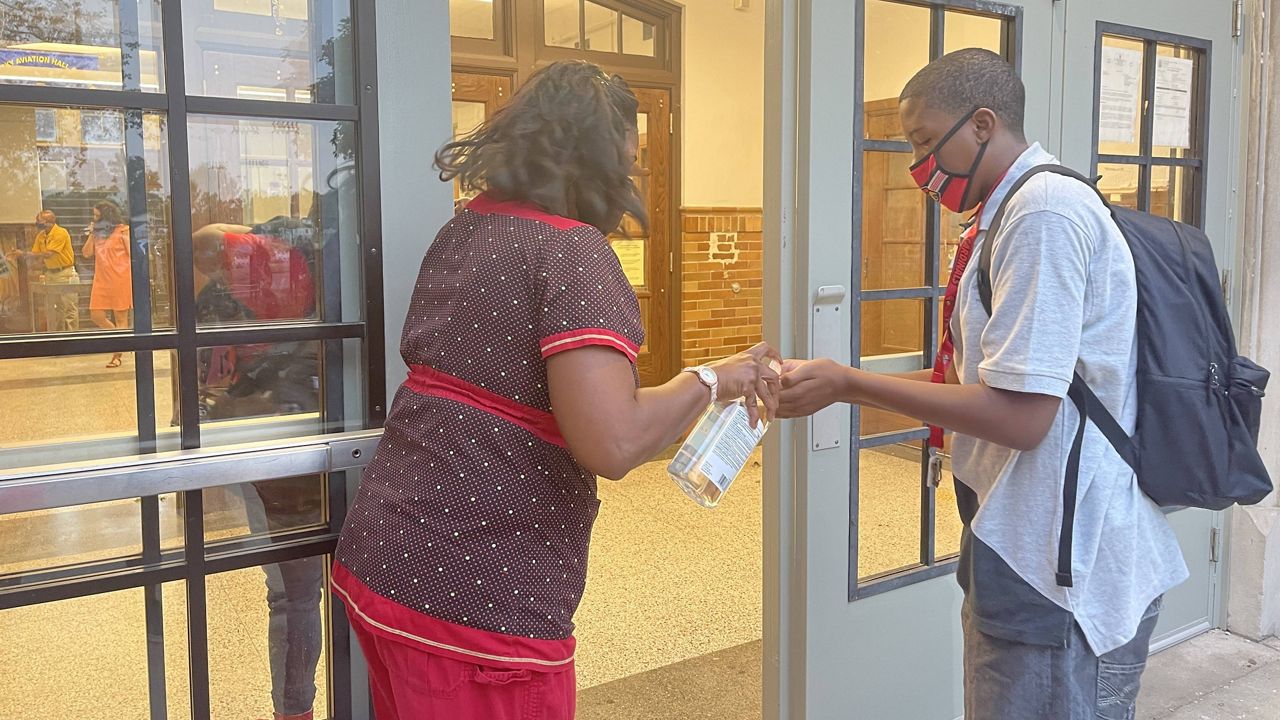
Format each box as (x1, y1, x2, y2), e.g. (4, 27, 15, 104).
(1210, 527, 1222, 563)
(668, 251, 674, 274)
(1233, 0, 1245, 38)
(1222, 269, 1231, 303)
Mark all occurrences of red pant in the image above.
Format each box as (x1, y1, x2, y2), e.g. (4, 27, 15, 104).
(350, 611, 577, 719)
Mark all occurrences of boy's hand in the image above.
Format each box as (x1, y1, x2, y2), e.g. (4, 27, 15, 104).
(777, 358, 850, 418)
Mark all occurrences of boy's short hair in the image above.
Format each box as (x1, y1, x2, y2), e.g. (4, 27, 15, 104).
(900, 48, 1026, 141)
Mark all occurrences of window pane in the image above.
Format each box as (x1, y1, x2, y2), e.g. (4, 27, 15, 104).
(861, 151, 926, 290)
(0, 583, 189, 718)
(1097, 162, 1142, 211)
(861, 298, 925, 358)
(185, 0, 354, 104)
(622, 15, 655, 57)
(863, 0, 930, 139)
(0, 105, 174, 336)
(0, 495, 182, 579)
(1153, 44, 1201, 159)
(1098, 35, 1145, 157)
(939, 207, 968, 285)
(206, 558, 331, 719)
(1150, 165, 1197, 224)
(936, 468, 963, 560)
(197, 338, 366, 447)
(858, 446, 923, 580)
(0, 0, 164, 91)
(0, 351, 178, 470)
(205, 475, 327, 546)
(584, 1, 619, 53)
(943, 10, 1003, 55)
(545, 0, 581, 49)
(187, 115, 361, 325)
(450, 0, 495, 40)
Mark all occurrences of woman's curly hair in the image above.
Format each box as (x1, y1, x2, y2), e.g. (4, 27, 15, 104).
(435, 60, 647, 235)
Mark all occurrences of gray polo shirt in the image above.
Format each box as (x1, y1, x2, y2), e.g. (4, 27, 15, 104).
(950, 143, 1189, 656)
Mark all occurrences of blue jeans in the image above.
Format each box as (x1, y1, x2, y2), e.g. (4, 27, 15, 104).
(962, 596, 1163, 720)
(243, 479, 325, 716)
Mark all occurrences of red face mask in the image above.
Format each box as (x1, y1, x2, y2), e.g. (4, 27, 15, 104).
(908, 108, 988, 213)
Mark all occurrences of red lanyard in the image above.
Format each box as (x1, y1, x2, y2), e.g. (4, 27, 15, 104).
(927, 171, 1009, 452)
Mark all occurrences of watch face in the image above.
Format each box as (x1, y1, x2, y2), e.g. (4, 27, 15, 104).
(698, 368, 717, 385)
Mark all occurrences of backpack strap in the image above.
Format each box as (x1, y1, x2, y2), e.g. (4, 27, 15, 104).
(976, 163, 1137, 588)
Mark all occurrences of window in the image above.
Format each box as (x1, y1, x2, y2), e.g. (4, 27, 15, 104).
(1093, 26, 1209, 227)
(541, 0, 661, 60)
(0, 2, 382, 717)
(851, 0, 1019, 599)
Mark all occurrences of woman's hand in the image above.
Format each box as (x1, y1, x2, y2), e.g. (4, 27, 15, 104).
(705, 342, 783, 427)
(777, 358, 853, 418)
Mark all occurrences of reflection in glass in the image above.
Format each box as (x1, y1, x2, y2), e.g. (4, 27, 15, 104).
(0, 351, 180, 468)
(185, 0, 354, 104)
(861, 151, 926, 290)
(943, 10, 1003, 55)
(863, 0, 930, 116)
(1098, 35, 1145, 158)
(1150, 165, 1195, 224)
(545, 0, 581, 49)
(858, 447, 923, 580)
(196, 338, 365, 447)
(198, 339, 321, 423)
(0, 495, 181, 579)
(187, 115, 359, 326)
(0, 106, 173, 336)
(0, 583, 189, 719)
(450, 0, 496, 40)
(205, 476, 326, 545)
(0, 0, 164, 91)
(1097, 162, 1141, 211)
(584, 1, 619, 52)
(207, 558, 331, 720)
(622, 15, 655, 57)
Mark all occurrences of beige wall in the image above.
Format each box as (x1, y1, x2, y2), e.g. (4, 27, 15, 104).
(680, 0, 765, 207)
(0, 106, 41, 225)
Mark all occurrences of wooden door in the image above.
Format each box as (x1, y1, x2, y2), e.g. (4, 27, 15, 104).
(611, 87, 672, 387)
(451, 75, 673, 386)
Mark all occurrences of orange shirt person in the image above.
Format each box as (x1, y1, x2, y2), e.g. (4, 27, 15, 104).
(82, 200, 132, 368)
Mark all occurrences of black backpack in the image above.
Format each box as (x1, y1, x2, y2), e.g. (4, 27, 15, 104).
(978, 164, 1272, 588)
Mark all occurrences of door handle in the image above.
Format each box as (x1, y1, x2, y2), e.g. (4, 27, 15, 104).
(811, 285, 848, 451)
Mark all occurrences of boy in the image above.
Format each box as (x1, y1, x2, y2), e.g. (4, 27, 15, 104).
(778, 49, 1187, 719)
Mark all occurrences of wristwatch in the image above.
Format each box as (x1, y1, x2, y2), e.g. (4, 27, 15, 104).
(683, 365, 718, 404)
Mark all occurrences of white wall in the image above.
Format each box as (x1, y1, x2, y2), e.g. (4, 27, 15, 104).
(681, 0, 766, 208)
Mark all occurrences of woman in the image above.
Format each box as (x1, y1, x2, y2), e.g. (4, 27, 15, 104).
(332, 60, 780, 719)
(82, 200, 132, 367)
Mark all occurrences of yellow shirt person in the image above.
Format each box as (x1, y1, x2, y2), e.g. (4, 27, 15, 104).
(32, 220, 74, 270)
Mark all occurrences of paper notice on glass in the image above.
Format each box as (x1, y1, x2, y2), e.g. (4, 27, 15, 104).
(1099, 46, 1142, 144)
(1154, 56, 1194, 149)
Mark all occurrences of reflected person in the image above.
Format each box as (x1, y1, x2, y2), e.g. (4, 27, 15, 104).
(10, 211, 79, 331)
(82, 201, 132, 367)
(194, 216, 325, 720)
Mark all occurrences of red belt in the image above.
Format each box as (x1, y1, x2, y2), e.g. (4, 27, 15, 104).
(405, 365, 567, 448)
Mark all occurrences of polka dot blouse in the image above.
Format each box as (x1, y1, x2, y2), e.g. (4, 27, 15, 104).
(334, 193, 644, 646)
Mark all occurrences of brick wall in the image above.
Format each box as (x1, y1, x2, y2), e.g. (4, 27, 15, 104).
(679, 207, 764, 368)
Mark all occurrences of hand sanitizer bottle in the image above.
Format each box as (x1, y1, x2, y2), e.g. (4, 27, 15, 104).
(667, 361, 780, 508)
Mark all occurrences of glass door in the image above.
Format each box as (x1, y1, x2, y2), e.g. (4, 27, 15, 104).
(765, 1, 1055, 717)
(0, 1, 384, 718)
(1059, 0, 1242, 649)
